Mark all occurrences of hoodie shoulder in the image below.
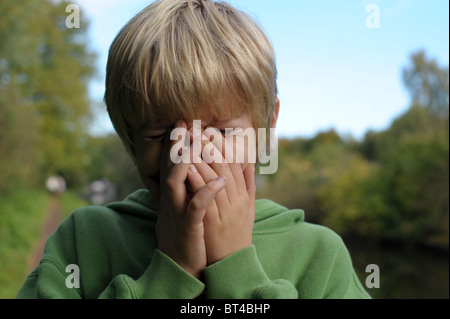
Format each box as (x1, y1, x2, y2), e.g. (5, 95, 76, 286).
(253, 199, 348, 254)
(253, 199, 305, 234)
(105, 189, 158, 220)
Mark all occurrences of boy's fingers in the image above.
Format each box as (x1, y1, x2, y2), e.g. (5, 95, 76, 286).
(202, 137, 242, 202)
(194, 159, 229, 204)
(200, 132, 225, 166)
(243, 165, 256, 201)
(204, 129, 246, 191)
(243, 165, 256, 218)
(166, 146, 193, 208)
(193, 157, 218, 183)
(223, 138, 247, 192)
(187, 165, 205, 192)
(186, 176, 227, 225)
(161, 121, 195, 212)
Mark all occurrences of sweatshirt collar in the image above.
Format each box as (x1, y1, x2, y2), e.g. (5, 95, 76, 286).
(107, 189, 305, 230)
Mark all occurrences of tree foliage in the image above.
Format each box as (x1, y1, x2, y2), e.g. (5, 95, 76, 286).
(0, 0, 96, 191)
(258, 51, 449, 249)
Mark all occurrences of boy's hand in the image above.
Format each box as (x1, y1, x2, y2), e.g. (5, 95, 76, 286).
(188, 134, 256, 265)
(156, 121, 226, 279)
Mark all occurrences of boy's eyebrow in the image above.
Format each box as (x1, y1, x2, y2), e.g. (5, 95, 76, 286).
(140, 122, 173, 130)
(138, 114, 242, 131)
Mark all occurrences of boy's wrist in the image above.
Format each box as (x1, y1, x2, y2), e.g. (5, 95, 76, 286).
(202, 245, 270, 299)
(136, 249, 205, 299)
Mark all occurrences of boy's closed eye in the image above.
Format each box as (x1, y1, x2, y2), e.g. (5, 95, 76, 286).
(145, 130, 168, 140)
(140, 122, 172, 141)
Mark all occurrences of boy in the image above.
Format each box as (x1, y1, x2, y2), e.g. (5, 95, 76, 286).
(17, 0, 370, 298)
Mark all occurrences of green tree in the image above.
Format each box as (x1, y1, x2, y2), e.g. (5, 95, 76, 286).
(403, 50, 449, 118)
(257, 131, 354, 223)
(324, 50, 449, 247)
(0, 0, 96, 190)
(0, 85, 39, 192)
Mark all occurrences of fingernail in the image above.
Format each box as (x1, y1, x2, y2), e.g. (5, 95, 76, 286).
(188, 165, 198, 174)
(216, 176, 226, 184)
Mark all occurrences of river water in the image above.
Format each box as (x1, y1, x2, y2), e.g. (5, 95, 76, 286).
(345, 240, 449, 299)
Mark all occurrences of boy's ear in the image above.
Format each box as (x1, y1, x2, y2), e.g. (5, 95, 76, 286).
(271, 98, 280, 128)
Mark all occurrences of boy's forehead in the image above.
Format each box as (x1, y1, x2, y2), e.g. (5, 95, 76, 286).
(141, 100, 246, 128)
(192, 101, 245, 122)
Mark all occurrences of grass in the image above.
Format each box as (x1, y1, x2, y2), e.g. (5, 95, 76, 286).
(0, 188, 88, 298)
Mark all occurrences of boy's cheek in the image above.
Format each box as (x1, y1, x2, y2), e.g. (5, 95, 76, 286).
(135, 144, 164, 189)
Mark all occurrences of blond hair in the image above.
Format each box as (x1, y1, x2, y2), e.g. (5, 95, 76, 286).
(104, 0, 277, 158)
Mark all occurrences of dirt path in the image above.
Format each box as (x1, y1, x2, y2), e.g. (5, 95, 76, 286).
(28, 195, 62, 271)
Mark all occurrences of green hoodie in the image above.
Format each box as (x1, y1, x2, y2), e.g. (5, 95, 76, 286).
(17, 189, 370, 299)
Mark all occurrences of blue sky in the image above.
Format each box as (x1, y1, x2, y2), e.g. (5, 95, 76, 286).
(76, 0, 449, 139)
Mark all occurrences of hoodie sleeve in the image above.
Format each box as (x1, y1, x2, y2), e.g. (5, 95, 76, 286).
(98, 249, 205, 299)
(16, 210, 205, 299)
(203, 245, 298, 299)
(16, 250, 205, 299)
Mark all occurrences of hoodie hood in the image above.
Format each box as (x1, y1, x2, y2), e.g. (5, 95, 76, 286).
(106, 189, 305, 234)
(106, 189, 158, 220)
